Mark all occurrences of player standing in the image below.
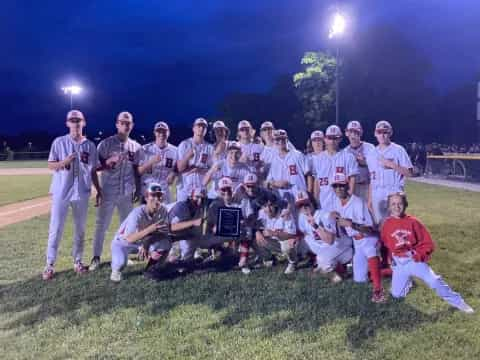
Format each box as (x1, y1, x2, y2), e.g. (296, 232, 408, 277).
(381, 193, 474, 313)
(176, 118, 214, 201)
(90, 111, 142, 270)
(306, 130, 324, 203)
(211, 120, 232, 162)
(138, 121, 178, 203)
(344, 121, 375, 202)
(237, 120, 264, 177)
(43, 110, 102, 280)
(311, 125, 358, 211)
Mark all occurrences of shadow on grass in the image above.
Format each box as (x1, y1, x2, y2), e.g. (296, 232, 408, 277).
(0, 260, 450, 353)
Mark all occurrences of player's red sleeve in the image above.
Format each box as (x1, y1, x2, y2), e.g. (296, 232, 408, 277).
(411, 217, 435, 262)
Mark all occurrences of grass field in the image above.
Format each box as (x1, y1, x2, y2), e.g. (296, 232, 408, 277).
(0, 160, 46, 169)
(0, 182, 479, 359)
(0, 175, 51, 206)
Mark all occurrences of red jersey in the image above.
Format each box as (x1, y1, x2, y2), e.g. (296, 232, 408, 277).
(381, 214, 435, 262)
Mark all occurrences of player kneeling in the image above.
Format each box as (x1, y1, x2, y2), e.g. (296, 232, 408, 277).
(330, 173, 385, 303)
(381, 192, 474, 313)
(296, 193, 352, 283)
(110, 183, 170, 282)
(255, 196, 298, 274)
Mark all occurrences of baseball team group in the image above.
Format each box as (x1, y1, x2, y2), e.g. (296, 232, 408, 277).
(42, 109, 474, 312)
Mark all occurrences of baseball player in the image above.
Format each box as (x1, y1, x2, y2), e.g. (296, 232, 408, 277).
(138, 121, 178, 204)
(296, 192, 353, 283)
(176, 118, 214, 201)
(90, 111, 142, 271)
(255, 195, 298, 274)
(344, 121, 375, 201)
(211, 120, 232, 162)
(311, 125, 359, 211)
(237, 120, 264, 177)
(259, 121, 296, 174)
(43, 110, 102, 280)
(203, 141, 250, 201)
(266, 129, 308, 207)
(366, 120, 413, 225)
(306, 130, 324, 202)
(330, 173, 385, 303)
(110, 183, 170, 282)
(381, 192, 474, 313)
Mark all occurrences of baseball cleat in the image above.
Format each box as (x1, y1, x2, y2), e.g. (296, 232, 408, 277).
(457, 302, 475, 314)
(74, 261, 89, 274)
(330, 272, 343, 284)
(42, 264, 55, 280)
(284, 263, 296, 275)
(89, 257, 101, 271)
(238, 256, 248, 268)
(241, 267, 251, 275)
(110, 270, 122, 282)
(371, 289, 387, 303)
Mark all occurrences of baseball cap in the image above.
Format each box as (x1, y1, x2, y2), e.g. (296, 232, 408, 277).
(237, 120, 252, 130)
(213, 120, 228, 130)
(260, 121, 274, 130)
(154, 121, 169, 131)
(66, 110, 85, 121)
(218, 177, 233, 190)
(310, 130, 324, 140)
(193, 117, 208, 127)
(273, 129, 288, 139)
(325, 125, 342, 138)
(346, 121, 362, 132)
(295, 191, 310, 206)
(375, 120, 392, 132)
(117, 111, 133, 122)
(243, 173, 258, 185)
(146, 182, 163, 194)
(332, 172, 348, 186)
(227, 141, 241, 151)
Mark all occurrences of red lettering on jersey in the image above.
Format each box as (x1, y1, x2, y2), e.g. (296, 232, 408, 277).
(253, 153, 260, 161)
(289, 164, 298, 175)
(319, 177, 329, 186)
(335, 166, 345, 173)
(201, 153, 208, 164)
(165, 158, 173, 168)
(80, 152, 89, 164)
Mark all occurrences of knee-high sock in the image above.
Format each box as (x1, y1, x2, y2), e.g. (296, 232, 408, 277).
(368, 256, 382, 292)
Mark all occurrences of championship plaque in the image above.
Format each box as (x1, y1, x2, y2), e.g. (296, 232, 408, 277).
(216, 207, 241, 237)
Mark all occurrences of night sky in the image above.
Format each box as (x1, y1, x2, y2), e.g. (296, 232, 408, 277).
(1, 0, 479, 135)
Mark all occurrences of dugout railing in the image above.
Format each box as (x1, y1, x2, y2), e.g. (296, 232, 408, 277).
(426, 154, 480, 182)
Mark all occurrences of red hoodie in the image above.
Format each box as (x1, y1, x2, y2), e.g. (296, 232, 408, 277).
(381, 214, 435, 262)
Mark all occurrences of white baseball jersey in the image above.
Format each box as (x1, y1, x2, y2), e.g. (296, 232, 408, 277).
(97, 135, 142, 197)
(207, 160, 250, 199)
(266, 150, 309, 199)
(240, 142, 264, 174)
(114, 204, 168, 243)
(140, 142, 178, 199)
(366, 142, 413, 193)
(332, 195, 374, 239)
(344, 142, 375, 184)
(48, 135, 99, 200)
(176, 138, 214, 195)
(259, 211, 297, 238)
(212, 140, 235, 162)
(311, 150, 359, 211)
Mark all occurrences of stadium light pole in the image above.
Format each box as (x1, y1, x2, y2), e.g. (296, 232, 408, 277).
(61, 85, 83, 109)
(329, 12, 346, 125)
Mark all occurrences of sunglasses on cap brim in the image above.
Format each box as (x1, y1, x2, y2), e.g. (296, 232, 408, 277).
(220, 187, 233, 193)
(325, 135, 341, 140)
(375, 129, 390, 134)
(244, 183, 256, 188)
(68, 118, 82, 123)
(332, 183, 348, 188)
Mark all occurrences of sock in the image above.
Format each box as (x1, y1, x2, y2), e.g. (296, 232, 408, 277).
(368, 256, 382, 292)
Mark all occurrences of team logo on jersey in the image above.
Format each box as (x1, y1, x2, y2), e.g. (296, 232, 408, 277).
(80, 152, 89, 164)
(391, 229, 412, 248)
(165, 158, 173, 168)
(253, 152, 260, 161)
(201, 153, 208, 164)
(289, 164, 298, 175)
(128, 151, 135, 162)
(335, 166, 345, 173)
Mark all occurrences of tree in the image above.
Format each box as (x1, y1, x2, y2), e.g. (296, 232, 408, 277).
(293, 52, 337, 131)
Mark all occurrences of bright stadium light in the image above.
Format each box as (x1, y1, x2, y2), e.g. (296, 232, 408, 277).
(61, 85, 83, 109)
(328, 11, 346, 124)
(329, 12, 346, 39)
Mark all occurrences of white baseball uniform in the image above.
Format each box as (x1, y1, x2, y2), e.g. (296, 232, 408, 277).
(366, 142, 413, 224)
(297, 210, 353, 272)
(257, 211, 297, 264)
(240, 142, 264, 176)
(266, 149, 309, 205)
(176, 138, 214, 201)
(46, 135, 98, 265)
(260, 142, 297, 176)
(332, 194, 378, 283)
(310, 150, 359, 211)
(140, 142, 178, 203)
(344, 142, 375, 201)
(207, 160, 250, 199)
(92, 135, 142, 258)
(110, 204, 171, 272)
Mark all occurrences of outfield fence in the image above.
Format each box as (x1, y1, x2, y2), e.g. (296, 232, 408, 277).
(426, 154, 480, 182)
(0, 151, 49, 161)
